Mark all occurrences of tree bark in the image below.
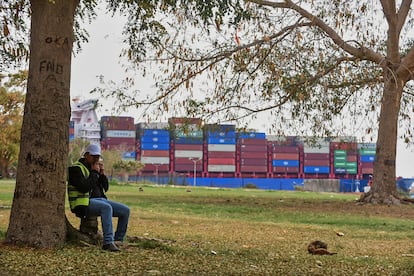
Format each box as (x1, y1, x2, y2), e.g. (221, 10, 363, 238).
(359, 72, 404, 204)
(6, 0, 79, 248)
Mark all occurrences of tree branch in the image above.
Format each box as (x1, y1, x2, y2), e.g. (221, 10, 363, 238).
(380, 0, 396, 27)
(146, 20, 311, 108)
(247, 0, 385, 65)
(396, 0, 412, 35)
(397, 46, 414, 81)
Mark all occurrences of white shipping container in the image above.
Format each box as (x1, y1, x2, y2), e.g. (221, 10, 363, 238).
(140, 156, 170, 164)
(358, 143, 376, 149)
(303, 146, 329, 154)
(266, 135, 289, 142)
(207, 165, 236, 172)
(207, 144, 236, 152)
(303, 139, 330, 153)
(106, 130, 136, 138)
(303, 146, 330, 154)
(174, 150, 203, 158)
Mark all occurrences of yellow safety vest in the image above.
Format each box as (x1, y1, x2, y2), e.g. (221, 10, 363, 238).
(67, 161, 90, 211)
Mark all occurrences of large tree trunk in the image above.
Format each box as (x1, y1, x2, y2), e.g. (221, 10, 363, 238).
(5, 0, 79, 248)
(360, 73, 404, 204)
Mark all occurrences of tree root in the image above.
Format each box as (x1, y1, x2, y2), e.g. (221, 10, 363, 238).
(358, 191, 402, 205)
(65, 216, 100, 246)
(126, 235, 175, 245)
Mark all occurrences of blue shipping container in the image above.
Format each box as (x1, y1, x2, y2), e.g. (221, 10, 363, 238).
(360, 155, 375, 162)
(141, 136, 170, 143)
(304, 166, 330, 174)
(206, 130, 237, 138)
(272, 160, 300, 167)
(142, 129, 170, 137)
(238, 132, 266, 139)
(122, 151, 136, 159)
(141, 142, 170, 150)
(205, 124, 236, 132)
(207, 137, 236, 144)
(174, 137, 204, 144)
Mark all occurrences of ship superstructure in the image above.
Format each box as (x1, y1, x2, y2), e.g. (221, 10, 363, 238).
(70, 98, 101, 144)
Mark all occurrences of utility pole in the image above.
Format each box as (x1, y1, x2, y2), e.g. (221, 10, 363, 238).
(189, 157, 201, 186)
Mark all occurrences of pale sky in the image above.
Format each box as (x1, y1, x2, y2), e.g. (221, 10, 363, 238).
(70, 8, 414, 178)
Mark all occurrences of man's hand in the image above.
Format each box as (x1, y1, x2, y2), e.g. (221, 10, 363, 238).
(91, 162, 100, 172)
(98, 162, 105, 175)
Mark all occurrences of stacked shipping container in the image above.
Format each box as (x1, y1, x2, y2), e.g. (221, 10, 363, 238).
(136, 122, 170, 173)
(205, 124, 237, 174)
(359, 143, 376, 177)
(238, 132, 267, 177)
(267, 136, 300, 178)
(69, 121, 75, 141)
(331, 141, 358, 176)
(170, 118, 203, 173)
(101, 116, 136, 159)
(302, 139, 330, 177)
(94, 116, 379, 180)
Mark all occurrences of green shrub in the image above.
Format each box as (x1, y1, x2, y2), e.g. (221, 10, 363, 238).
(243, 183, 258, 189)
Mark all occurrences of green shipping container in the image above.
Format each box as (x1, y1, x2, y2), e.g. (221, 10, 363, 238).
(334, 155, 347, 162)
(334, 161, 346, 167)
(334, 150, 347, 156)
(346, 168, 358, 174)
(359, 148, 376, 156)
(345, 162, 358, 169)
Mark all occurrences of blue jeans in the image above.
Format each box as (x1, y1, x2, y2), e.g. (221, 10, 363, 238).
(88, 198, 130, 245)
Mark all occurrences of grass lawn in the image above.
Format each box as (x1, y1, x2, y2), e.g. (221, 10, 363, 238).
(1, 179, 414, 275)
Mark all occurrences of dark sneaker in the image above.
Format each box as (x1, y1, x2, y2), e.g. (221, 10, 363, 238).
(102, 243, 120, 252)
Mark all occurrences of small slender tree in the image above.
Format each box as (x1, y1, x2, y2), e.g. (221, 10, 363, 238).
(0, 72, 25, 178)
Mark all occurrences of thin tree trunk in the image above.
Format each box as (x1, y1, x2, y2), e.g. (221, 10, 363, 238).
(6, 0, 79, 248)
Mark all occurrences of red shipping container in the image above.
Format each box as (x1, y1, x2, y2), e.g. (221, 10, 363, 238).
(240, 165, 268, 172)
(207, 151, 236, 158)
(101, 137, 136, 145)
(272, 166, 299, 173)
(141, 150, 170, 157)
(240, 158, 267, 166)
(174, 164, 203, 171)
(331, 142, 357, 151)
(272, 153, 299, 160)
(271, 146, 299, 153)
(304, 153, 329, 160)
(360, 162, 374, 168)
(208, 158, 235, 165)
(346, 154, 358, 162)
(101, 116, 135, 130)
(102, 140, 135, 151)
(240, 144, 268, 152)
(174, 144, 203, 150)
(238, 138, 267, 145)
(142, 164, 169, 172)
(361, 167, 374, 174)
(303, 159, 330, 166)
(168, 117, 202, 125)
(240, 152, 267, 159)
